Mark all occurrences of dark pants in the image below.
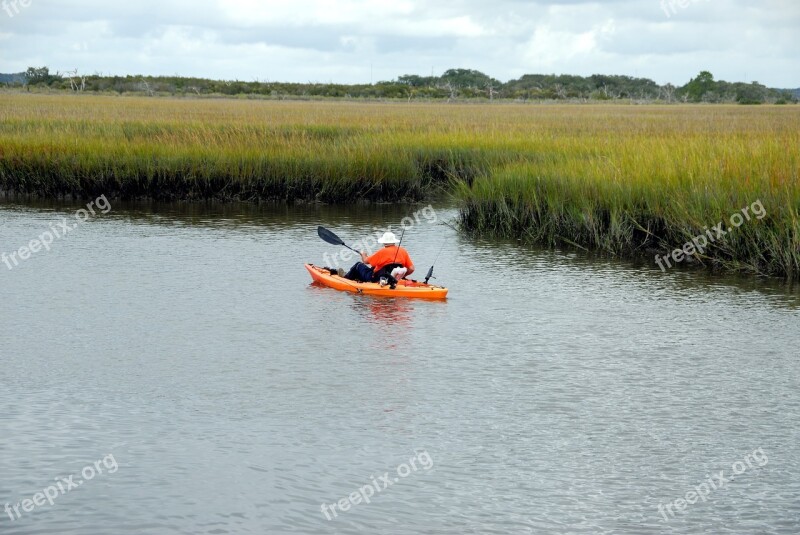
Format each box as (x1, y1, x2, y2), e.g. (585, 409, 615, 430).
(345, 262, 401, 284)
(345, 262, 375, 282)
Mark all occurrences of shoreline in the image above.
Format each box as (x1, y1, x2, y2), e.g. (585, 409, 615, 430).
(1, 94, 797, 279)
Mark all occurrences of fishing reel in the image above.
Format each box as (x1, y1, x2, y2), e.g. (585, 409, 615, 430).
(424, 265, 435, 285)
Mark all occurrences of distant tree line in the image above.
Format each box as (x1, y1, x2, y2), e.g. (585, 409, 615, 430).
(2, 66, 796, 104)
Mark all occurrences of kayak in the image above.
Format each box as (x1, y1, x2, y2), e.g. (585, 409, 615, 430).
(305, 264, 448, 300)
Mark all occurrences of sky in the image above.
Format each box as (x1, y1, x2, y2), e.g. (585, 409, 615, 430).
(0, 0, 797, 87)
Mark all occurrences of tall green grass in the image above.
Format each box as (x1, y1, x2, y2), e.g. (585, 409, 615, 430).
(1, 94, 797, 277)
(0, 95, 498, 202)
(456, 118, 800, 277)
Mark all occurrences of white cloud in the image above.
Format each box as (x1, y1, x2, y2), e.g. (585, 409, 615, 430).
(0, 0, 796, 87)
(521, 19, 616, 68)
(220, 0, 416, 27)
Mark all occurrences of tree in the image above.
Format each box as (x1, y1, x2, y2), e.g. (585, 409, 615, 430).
(439, 69, 501, 91)
(64, 69, 86, 92)
(735, 82, 766, 105)
(442, 80, 458, 101)
(25, 66, 60, 86)
(397, 74, 437, 87)
(485, 81, 498, 101)
(659, 83, 676, 103)
(682, 71, 716, 102)
(138, 78, 154, 96)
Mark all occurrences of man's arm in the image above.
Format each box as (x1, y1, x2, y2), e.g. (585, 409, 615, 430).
(405, 251, 415, 277)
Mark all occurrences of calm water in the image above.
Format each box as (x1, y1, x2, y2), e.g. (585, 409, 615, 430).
(2, 200, 799, 534)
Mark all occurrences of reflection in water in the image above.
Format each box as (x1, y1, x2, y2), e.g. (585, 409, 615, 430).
(308, 284, 418, 349)
(349, 295, 415, 328)
(464, 235, 800, 310)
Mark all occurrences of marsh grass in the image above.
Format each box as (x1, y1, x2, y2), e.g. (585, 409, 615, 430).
(457, 120, 800, 277)
(1, 94, 797, 277)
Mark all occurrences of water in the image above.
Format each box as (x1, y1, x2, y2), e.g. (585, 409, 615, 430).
(2, 200, 799, 534)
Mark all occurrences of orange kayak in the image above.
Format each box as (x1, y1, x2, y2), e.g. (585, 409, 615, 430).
(305, 264, 448, 299)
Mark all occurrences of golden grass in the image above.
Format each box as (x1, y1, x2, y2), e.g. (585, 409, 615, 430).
(1, 94, 797, 277)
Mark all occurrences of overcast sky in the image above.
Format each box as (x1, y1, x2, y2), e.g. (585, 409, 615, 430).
(0, 0, 797, 87)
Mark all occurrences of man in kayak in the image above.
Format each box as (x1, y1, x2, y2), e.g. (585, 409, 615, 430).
(343, 231, 415, 284)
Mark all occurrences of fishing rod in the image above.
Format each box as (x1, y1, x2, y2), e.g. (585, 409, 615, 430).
(392, 227, 406, 264)
(424, 238, 447, 284)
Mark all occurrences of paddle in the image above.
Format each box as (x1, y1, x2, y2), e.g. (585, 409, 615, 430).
(317, 226, 362, 257)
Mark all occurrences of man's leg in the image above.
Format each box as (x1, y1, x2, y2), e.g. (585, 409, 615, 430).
(345, 262, 374, 282)
(344, 262, 361, 280)
(357, 263, 375, 282)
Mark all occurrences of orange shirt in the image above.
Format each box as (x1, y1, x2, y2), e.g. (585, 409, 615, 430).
(367, 246, 414, 273)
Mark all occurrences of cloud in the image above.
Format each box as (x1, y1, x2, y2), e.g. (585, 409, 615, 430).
(520, 19, 616, 69)
(0, 0, 796, 86)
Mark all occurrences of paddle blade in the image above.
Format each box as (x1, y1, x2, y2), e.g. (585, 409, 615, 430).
(317, 226, 345, 247)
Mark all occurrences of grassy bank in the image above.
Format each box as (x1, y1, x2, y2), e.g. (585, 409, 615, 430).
(0, 94, 496, 203)
(1, 94, 798, 277)
(456, 107, 800, 277)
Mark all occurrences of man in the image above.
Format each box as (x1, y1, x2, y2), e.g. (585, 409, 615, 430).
(344, 231, 415, 284)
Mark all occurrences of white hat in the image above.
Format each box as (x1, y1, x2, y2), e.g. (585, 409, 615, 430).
(377, 231, 400, 245)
